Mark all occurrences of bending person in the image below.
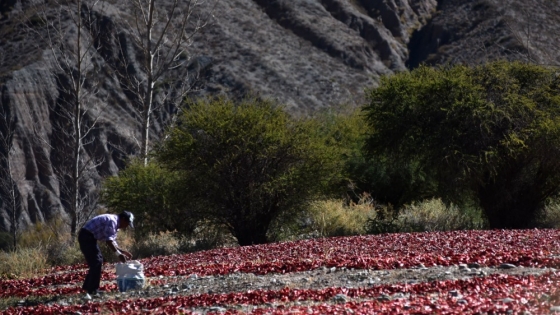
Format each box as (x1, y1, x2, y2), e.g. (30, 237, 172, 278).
(78, 211, 134, 295)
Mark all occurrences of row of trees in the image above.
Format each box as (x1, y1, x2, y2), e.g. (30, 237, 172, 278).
(2, 1, 559, 247)
(363, 61, 560, 228)
(103, 98, 344, 245)
(102, 61, 560, 245)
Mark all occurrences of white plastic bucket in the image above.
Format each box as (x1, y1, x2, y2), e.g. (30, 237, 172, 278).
(116, 260, 145, 292)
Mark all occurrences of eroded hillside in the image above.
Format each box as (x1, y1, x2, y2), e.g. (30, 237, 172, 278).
(0, 0, 557, 232)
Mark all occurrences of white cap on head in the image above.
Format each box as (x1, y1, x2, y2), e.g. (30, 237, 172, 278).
(120, 211, 134, 228)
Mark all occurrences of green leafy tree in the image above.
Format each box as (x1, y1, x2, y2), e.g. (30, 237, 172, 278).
(315, 108, 436, 208)
(101, 160, 196, 237)
(345, 156, 438, 209)
(363, 61, 560, 228)
(156, 97, 341, 245)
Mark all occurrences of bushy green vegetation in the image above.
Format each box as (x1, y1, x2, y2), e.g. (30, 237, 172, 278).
(101, 161, 197, 238)
(155, 97, 342, 245)
(93, 61, 560, 251)
(365, 198, 486, 235)
(363, 61, 560, 229)
(314, 107, 437, 208)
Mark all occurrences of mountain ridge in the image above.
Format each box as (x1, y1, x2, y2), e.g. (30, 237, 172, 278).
(0, 0, 557, 234)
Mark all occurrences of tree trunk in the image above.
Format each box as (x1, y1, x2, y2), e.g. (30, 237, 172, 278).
(235, 229, 269, 246)
(478, 182, 541, 229)
(140, 0, 156, 166)
(232, 219, 270, 246)
(9, 175, 17, 249)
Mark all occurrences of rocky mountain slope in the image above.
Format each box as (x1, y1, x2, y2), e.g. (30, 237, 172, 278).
(0, 0, 558, 234)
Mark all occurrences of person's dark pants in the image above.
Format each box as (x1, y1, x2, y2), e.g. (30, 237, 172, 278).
(78, 228, 103, 294)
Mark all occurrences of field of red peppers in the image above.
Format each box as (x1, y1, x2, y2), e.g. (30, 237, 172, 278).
(2, 229, 560, 314)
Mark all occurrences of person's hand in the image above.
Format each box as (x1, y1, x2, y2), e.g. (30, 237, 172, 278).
(118, 254, 127, 263)
(121, 250, 133, 260)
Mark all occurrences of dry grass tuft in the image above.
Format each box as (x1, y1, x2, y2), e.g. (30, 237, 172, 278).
(0, 217, 84, 278)
(131, 231, 180, 259)
(0, 247, 48, 279)
(534, 200, 560, 228)
(308, 193, 374, 237)
(396, 198, 485, 232)
(17, 218, 66, 249)
(366, 198, 486, 234)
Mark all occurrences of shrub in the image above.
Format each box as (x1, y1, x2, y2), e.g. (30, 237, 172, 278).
(314, 108, 438, 208)
(266, 212, 314, 242)
(315, 106, 437, 208)
(15, 217, 84, 267)
(396, 198, 486, 232)
(366, 199, 486, 234)
(533, 199, 560, 228)
(131, 231, 180, 259)
(17, 218, 66, 249)
(365, 204, 401, 235)
(0, 247, 48, 279)
(126, 224, 236, 259)
(268, 193, 380, 241)
(0, 232, 13, 251)
(346, 156, 439, 209)
(101, 160, 197, 239)
(363, 61, 560, 228)
(156, 97, 341, 245)
(178, 221, 237, 253)
(307, 195, 373, 237)
(44, 241, 83, 267)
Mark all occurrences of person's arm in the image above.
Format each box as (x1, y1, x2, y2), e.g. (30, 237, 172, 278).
(106, 240, 132, 262)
